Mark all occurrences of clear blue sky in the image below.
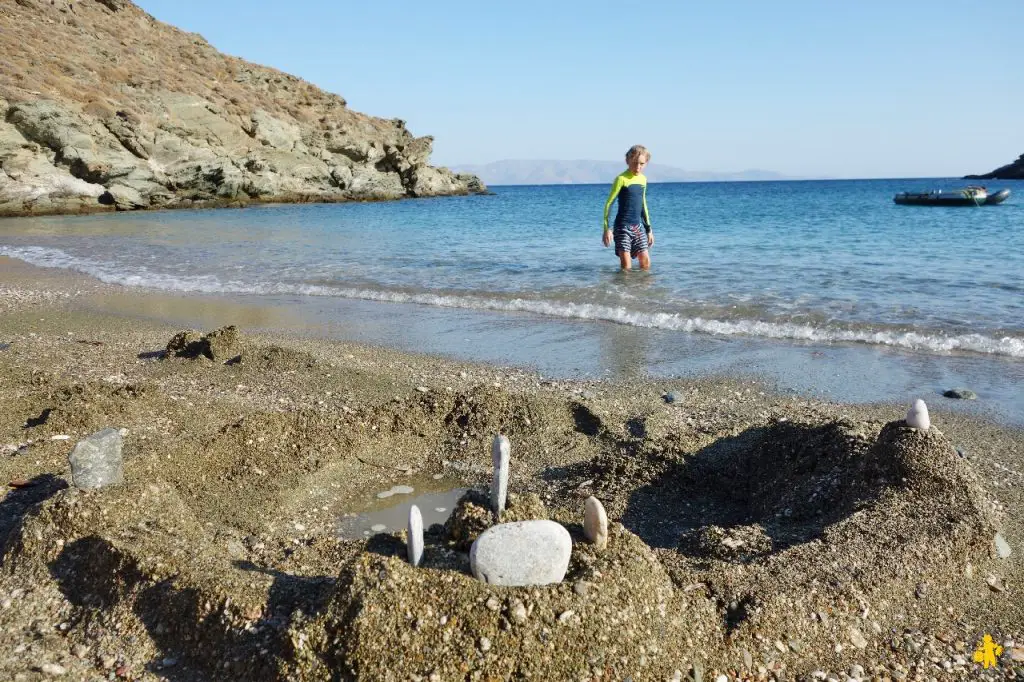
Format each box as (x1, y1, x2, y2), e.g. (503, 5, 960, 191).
(134, 0, 1021, 178)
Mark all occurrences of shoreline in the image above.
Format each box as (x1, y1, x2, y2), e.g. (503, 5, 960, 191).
(0, 258, 1021, 680)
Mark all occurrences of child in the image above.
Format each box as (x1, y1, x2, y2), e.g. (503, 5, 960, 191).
(602, 145, 653, 270)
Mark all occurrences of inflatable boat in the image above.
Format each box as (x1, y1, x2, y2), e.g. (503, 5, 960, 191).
(894, 186, 1011, 206)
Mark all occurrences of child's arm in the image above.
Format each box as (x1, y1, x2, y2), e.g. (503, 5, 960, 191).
(602, 176, 623, 246)
(602, 176, 623, 232)
(642, 181, 654, 246)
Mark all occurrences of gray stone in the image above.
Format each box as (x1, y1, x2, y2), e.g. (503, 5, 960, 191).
(905, 399, 930, 431)
(994, 532, 1012, 559)
(943, 388, 977, 400)
(69, 428, 123, 489)
(470, 520, 572, 586)
(491, 434, 510, 517)
(663, 392, 676, 404)
(583, 496, 608, 549)
(407, 504, 423, 567)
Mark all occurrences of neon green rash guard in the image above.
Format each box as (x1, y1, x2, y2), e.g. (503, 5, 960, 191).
(602, 171, 651, 232)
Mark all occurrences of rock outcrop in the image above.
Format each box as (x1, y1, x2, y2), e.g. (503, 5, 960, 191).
(964, 153, 1024, 180)
(0, 0, 486, 217)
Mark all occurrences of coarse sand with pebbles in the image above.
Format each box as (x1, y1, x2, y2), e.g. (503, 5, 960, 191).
(0, 301, 1021, 680)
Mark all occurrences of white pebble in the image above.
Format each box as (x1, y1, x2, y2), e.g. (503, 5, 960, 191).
(905, 399, 930, 431)
(479, 636, 491, 652)
(370, 524, 387, 533)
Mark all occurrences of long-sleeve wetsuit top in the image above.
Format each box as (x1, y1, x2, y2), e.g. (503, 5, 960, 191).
(602, 170, 651, 232)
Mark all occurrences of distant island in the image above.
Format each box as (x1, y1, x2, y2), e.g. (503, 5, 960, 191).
(964, 153, 1024, 180)
(450, 160, 793, 185)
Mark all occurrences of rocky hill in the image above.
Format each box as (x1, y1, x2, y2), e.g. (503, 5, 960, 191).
(0, 0, 486, 217)
(965, 153, 1024, 180)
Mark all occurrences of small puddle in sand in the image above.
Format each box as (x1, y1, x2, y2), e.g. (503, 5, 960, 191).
(337, 473, 472, 540)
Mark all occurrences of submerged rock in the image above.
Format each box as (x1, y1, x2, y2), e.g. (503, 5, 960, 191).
(68, 428, 123, 489)
(470, 520, 571, 586)
(943, 388, 978, 400)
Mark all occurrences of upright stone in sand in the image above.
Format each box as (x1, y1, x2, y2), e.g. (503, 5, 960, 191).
(584, 496, 608, 549)
(408, 504, 424, 567)
(905, 399, 930, 431)
(69, 428, 124, 489)
(491, 434, 510, 518)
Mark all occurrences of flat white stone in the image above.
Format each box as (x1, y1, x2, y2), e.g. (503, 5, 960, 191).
(370, 524, 387, 533)
(68, 428, 124, 489)
(583, 496, 608, 549)
(376, 485, 415, 499)
(491, 434, 510, 517)
(906, 399, 930, 431)
(470, 519, 572, 587)
(408, 505, 423, 567)
(994, 532, 1012, 559)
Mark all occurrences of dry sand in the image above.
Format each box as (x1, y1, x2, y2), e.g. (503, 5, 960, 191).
(0, 259, 1021, 681)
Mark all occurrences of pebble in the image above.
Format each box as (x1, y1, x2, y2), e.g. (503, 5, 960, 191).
(663, 392, 676, 404)
(49, 434, 70, 441)
(370, 524, 387, 533)
(491, 434, 510, 516)
(509, 600, 527, 623)
(583, 496, 608, 549)
(39, 663, 66, 676)
(407, 505, 423, 567)
(849, 626, 868, 649)
(376, 485, 415, 499)
(993, 532, 1012, 559)
(416, 386, 429, 393)
(905, 399, 930, 431)
(985, 574, 1005, 592)
(485, 597, 500, 611)
(557, 609, 575, 624)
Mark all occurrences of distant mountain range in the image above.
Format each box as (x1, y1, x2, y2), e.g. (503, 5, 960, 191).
(449, 160, 793, 185)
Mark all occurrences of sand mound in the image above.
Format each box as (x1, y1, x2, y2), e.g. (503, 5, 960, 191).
(291, 500, 703, 681)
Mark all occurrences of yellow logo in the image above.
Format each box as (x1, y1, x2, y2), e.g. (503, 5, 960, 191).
(973, 634, 1003, 669)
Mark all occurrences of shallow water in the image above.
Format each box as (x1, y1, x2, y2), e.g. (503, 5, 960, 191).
(3, 178, 1022, 425)
(3, 178, 1022, 357)
(335, 473, 470, 540)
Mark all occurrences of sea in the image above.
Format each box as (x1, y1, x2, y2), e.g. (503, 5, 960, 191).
(2, 178, 1022, 424)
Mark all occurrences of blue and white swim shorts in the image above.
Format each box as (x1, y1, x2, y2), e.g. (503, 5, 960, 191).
(614, 224, 649, 258)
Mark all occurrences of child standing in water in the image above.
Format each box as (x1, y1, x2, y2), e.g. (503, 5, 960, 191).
(602, 145, 653, 270)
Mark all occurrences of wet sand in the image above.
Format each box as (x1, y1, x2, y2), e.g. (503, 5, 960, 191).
(0, 258, 1021, 681)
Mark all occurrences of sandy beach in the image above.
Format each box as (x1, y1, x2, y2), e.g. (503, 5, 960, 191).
(0, 258, 1021, 681)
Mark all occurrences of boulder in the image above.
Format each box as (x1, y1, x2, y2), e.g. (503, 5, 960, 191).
(469, 519, 572, 586)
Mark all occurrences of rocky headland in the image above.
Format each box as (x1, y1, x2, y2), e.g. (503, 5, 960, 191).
(0, 0, 486, 217)
(965, 154, 1024, 180)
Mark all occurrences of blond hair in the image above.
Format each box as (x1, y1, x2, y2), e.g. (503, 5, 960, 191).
(626, 145, 650, 164)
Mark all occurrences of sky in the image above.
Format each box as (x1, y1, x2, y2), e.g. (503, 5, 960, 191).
(133, 0, 1022, 179)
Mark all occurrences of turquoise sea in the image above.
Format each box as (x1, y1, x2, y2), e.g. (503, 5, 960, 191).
(2, 178, 1023, 422)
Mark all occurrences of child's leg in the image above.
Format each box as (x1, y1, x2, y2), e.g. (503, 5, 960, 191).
(638, 250, 650, 270)
(618, 251, 631, 270)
